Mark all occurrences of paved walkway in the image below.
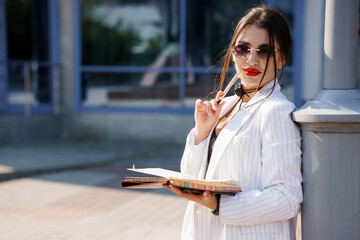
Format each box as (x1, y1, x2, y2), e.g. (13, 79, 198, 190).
(0, 178, 188, 240)
(0, 141, 188, 240)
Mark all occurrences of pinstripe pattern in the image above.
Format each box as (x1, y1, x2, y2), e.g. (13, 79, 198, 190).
(180, 81, 302, 240)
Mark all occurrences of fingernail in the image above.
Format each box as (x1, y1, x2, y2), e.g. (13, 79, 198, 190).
(213, 105, 217, 110)
(204, 191, 209, 196)
(208, 111, 212, 116)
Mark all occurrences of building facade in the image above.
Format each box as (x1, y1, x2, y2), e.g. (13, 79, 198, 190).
(0, 0, 358, 144)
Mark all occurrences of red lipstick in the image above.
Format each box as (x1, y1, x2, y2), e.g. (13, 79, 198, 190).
(243, 67, 261, 77)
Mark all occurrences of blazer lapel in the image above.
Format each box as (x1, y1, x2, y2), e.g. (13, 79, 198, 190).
(196, 95, 241, 180)
(204, 82, 277, 180)
(205, 107, 253, 180)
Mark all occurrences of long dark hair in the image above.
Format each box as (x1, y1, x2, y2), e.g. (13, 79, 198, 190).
(216, 5, 292, 94)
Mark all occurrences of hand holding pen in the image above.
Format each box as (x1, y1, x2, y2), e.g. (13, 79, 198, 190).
(193, 73, 239, 144)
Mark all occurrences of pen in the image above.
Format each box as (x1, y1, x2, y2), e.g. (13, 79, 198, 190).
(216, 73, 239, 104)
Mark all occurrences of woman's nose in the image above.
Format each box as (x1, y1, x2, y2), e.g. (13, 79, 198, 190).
(246, 49, 259, 65)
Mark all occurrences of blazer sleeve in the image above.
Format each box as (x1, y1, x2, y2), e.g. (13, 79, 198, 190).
(180, 128, 209, 179)
(219, 100, 303, 225)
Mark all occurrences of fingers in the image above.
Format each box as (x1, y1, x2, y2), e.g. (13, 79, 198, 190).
(163, 184, 217, 210)
(210, 99, 217, 111)
(195, 99, 213, 116)
(195, 99, 206, 109)
(195, 98, 225, 117)
(205, 101, 213, 116)
(164, 183, 202, 199)
(164, 184, 183, 195)
(216, 91, 225, 102)
(203, 191, 211, 199)
(202, 191, 217, 210)
(164, 184, 197, 201)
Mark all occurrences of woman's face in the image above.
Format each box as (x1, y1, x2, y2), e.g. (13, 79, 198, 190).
(233, 24, 284, 89)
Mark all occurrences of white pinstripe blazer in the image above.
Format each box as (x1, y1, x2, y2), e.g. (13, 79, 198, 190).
(180, 81, 302, 240)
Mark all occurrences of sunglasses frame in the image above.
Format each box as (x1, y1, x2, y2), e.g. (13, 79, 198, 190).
(232, 43, 280, 59)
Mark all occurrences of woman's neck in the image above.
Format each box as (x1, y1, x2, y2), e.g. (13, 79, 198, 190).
(242, 91, 255, 102)
(240, 80, 273, 101)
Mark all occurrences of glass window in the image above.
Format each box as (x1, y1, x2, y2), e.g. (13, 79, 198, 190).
(185, 0, 263, 67)
(6, 0, 49, 61)
(278, 71, 293, 101)
(80, 0, 181, 108)
(184, 0, 296, 104)
(183, 0, 297, 105)
(5, 0, 53, 106)
(81, 0, 180, 66)
(184, 71, 219, 107)
(81, 72, 180, 107)
(7, 64, 50, 105)
(270, 0, 294, 66)
(78, 0, 297, 110)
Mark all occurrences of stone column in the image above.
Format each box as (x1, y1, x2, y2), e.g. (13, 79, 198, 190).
(292, 0, 360, 239)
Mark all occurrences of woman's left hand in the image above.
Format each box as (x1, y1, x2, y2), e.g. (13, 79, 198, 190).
(163, 183, 217, 210)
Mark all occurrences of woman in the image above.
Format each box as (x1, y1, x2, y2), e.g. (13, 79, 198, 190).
(164, 5, 302, 240)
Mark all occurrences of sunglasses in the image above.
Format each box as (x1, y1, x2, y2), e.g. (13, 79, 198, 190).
(232, 43, 279, 59)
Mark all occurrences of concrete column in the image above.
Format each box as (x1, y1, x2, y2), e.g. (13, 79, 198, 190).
(59, 0, 75, 114)
(58, 0, 76, 140)
(293, 0, 360, 239)
(323, 0, 359, 89)
(302, 0, 325, 102)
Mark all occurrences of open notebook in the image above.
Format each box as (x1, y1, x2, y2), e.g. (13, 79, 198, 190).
(121, 167, 242, 195)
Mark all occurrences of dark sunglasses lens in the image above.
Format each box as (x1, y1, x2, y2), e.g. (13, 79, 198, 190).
(233, 44, 249, 57)
(233, 44, 276, 58)
(258, 46, 274, 58)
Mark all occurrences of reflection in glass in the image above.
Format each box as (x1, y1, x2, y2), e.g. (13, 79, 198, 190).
(81, 0, 180, 66)
(184, 70, 240, 107)
(269, 0, 294, 66)
(184, 70, 294, 107)
(79, 0, 296, 110)
(184, 72, 217, 107)
(279, 71, 293, 102)
(186, 0, 262, 67)
(6, 0, 49, 61)
(7, 64, 50, 105)
(81, 72, 180, 107)
(5, 0, 51, 105)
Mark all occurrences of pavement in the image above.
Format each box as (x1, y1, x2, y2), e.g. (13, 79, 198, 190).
(0, 141, 301, 240)
(0, 141, 188, 240)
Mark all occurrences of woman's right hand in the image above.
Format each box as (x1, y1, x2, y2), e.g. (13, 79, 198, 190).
(194, 91, 225, 145)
